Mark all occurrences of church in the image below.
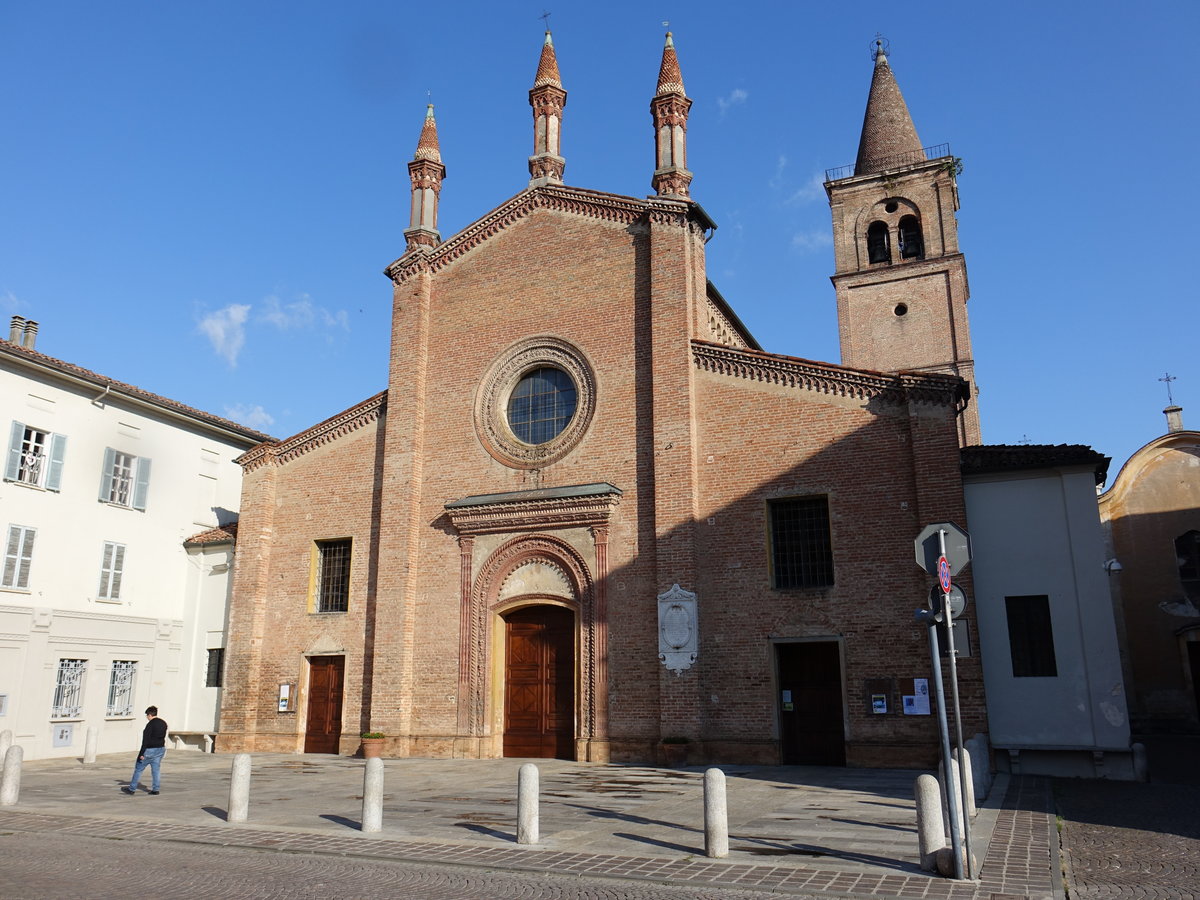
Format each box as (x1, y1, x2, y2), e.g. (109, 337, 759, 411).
(218, 32, 986, 768)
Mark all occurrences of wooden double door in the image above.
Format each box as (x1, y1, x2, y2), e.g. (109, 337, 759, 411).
(503, 605, 576, 759)
(304, 655, 344, 754)
(777, 641, 846, 766)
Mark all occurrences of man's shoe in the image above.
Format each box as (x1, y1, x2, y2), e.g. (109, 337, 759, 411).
(122, 787, 136, 795)
(148, 790, 159, 795)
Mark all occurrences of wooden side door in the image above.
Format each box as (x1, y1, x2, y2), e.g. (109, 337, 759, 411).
(777, 641, 846, 766)
(304, 655, 344, 754)
(504, 605, 575, 759)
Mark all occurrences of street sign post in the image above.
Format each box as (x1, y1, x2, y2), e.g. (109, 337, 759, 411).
(915, 522, 971, 575)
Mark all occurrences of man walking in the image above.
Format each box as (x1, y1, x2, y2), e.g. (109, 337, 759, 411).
(123, 706, 168, 795)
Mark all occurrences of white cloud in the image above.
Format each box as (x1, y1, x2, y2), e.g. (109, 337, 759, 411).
(0, 291, 19, 314)
(791, 230, 833, 253)
(260, 293, 350, 334)
(789, 172, 826, 205)
(198, 304, 250, 367)
(224, 403, 275, 430)
(768, 155, 788, 191)
(716, 88, 748, 117)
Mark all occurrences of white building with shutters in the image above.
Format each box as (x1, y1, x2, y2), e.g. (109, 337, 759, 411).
(0, 317, 268, 760)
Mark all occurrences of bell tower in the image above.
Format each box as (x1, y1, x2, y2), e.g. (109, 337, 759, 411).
(826, 40, 980, 446)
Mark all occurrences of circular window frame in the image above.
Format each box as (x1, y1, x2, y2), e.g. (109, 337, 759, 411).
(475, 336, 597, 469)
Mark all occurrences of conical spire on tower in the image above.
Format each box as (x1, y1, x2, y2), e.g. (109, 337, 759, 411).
(404, 104, 446, 253)
(651, 32, 693, 199)
(528, 31, 567, 187)
(854, 41, 925, 176)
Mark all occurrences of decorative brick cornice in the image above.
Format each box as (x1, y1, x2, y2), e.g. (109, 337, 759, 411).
(692, 341, 963, 406)
(386, 186, 672, 283)
(445, 483, 622, 536)
(236, 391, 386, 472)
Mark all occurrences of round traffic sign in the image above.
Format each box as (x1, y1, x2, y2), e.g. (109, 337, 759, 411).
(928, 584, 968, 619)
(937, 556, 952, 593)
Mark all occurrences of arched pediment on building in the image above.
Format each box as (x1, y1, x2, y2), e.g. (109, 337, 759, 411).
(1099, 431, 1200, 510)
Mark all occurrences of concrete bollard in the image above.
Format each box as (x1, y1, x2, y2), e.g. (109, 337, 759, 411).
(703, 767, 729, 859)
(953, 747, 977, 817)
(1132, 742, 1149, 782)
(84, 727, 98, 765)
(0, 729, 12, 759)
(361, 757, 384, 833)
(517, 763, 539, 845)
(228, 753, 251, 823)
(914, 773, 946, 872)
(1, 744, 23, 806)
(939, 757, 966, 838)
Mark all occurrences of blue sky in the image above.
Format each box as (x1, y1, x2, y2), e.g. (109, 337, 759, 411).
(2, 1, 1196, 479)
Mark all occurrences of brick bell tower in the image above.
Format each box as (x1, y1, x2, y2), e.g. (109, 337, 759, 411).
(825, 40, 980, 446)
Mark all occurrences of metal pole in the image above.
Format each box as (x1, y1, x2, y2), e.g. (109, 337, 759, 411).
(939, 528, 974, 878)
(923, 611, 963, 879)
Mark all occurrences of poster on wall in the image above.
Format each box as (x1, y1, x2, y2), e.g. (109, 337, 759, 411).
(902, 678, 931, 715)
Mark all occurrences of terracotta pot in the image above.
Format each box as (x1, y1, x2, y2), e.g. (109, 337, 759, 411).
(360, 737, 385, 759)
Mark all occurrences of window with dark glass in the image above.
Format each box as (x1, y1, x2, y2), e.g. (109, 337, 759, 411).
(1005, 595, 1058, 677)
(315, 539, 352, 613)
(867, 221, 891, 263)
(769, 496, 834, 589)
(205, 648, 225, 687)
(898, 215, 924, 259)
(507, 367, 578, 445)
(1178, 531, 1200, 599)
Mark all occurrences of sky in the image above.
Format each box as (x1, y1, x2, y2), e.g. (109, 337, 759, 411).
(2, 1, 1197, 481)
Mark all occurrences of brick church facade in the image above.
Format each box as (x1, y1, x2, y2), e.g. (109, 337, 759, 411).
(219, 34, 985, 767)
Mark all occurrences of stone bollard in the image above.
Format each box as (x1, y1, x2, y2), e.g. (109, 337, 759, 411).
(361, 757, 384, 833)
(1, 744, 23, 807)
(914, 773, 946, 872)
(517, 763, 539, 845)
(1132, 742, 1149, 782)
(228, 753, 251, 824)
(0, 729, 12, 759)
(703, 767, 729, 859)
(203, 734, 214, 754)
(953, 747, 977, 817)
(84, 727, 98, 765)
(939, 757, 966, 838)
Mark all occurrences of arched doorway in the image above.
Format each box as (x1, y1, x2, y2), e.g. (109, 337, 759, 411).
(503, 604, 575, 759)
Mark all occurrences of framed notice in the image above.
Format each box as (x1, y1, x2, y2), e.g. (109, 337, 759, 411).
(863, 677, 895, 715)
(277, 682, 296, 712)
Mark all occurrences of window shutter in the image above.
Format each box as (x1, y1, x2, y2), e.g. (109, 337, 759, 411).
(132, 456, 152, 510)
(111, 544, 125, 598)
(5, 421, 24, 481)
(99, 448, 116, 502)
(98, 543, 114, 598)
(2, 526, 20, 587)
(46, 434, 67, 491)
(15, 528, 34, 589)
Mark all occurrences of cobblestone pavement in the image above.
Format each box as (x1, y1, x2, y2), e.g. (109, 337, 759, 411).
(0, 752, 1062, 899)
(1054, 780, 1200, 900)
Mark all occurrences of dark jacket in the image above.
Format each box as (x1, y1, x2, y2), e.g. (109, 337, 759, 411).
(139, 717, 168, 755)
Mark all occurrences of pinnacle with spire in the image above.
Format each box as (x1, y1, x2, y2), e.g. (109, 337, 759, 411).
(528, 30, 567, 187)
(651, 31, 693, 199)
(404, 104, 446, 253)
(854, 40, 925, 176)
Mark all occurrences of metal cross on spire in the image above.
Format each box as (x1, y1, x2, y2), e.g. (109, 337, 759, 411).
(539, 10, 551, 30)
(1160, 372, 1177, 405)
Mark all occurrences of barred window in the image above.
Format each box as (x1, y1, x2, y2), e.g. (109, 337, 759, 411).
(3, 524, 36, 590)
(106, 660, 136, 716)
(98, 448, 152, 510)
(5, 422, 67, 490)
(206, 648, 225, 688)
(1005, 595, 1058, 677)
(769, 497, 834, 589)
(97, 541, 126, 600)
(316, 539, 352, 613)
(52, 658, 87, 718)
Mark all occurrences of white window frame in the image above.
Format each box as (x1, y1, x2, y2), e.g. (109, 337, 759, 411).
(106, 660, 136, 717)
(2, 524, 36, 590)
(99, 448, 151, 510)
(97, 541, 127, 601)
(5, 421, 66, 491)
(52, 658, 87, 719)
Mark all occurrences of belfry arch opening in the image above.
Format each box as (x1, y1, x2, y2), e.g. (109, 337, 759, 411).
(899, 215, 924, 259)
(866, 220, 891, 263)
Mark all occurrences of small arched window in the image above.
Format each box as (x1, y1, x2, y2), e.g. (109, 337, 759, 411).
(899, 215, 924, 259)
(867, 221, 891, 264)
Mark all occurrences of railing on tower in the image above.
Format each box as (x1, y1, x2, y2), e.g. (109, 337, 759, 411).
(824, 143, 951, 182)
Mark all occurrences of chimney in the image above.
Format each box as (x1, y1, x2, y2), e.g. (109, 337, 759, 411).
(21, 320, 38, 351)
(9, 316, 25, 343)
(1165, 405, 1184, 433)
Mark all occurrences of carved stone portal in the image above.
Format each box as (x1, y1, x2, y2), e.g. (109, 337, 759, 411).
(657, 584, 698, 675)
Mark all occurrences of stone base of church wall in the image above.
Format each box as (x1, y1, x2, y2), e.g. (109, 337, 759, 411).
(846, 740, 939, 769)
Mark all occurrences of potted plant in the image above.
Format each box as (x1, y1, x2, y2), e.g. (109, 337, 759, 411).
(660, 736, 690, 767)
(360, 732, 386, 759)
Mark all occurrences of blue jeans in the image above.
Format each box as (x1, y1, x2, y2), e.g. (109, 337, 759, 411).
(129, 747, 166, 791)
